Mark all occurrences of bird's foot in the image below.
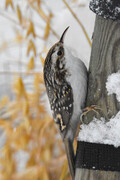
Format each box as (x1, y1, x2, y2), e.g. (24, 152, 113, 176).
(80, 105, 102, 122)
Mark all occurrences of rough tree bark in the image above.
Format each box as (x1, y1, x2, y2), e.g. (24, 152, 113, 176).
(84, 15, 120, 124)
(75, 15, 120, 180)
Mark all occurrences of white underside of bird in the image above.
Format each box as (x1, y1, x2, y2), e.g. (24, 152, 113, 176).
(65, 46, 87, 130)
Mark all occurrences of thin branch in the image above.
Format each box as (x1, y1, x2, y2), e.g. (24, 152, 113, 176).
(62, 0, 92, 47)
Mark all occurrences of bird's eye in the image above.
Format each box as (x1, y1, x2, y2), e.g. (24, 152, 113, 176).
(57, 50, 62, 56)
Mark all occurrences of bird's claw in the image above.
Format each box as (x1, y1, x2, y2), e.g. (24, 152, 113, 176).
(80, 105, 102, 122)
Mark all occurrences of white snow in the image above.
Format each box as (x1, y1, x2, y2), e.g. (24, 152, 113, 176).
(78, 71, 120, 147)
(115, 7, 120, 13)
(106, 71, 120, 102)
(90, 0, 120, 20)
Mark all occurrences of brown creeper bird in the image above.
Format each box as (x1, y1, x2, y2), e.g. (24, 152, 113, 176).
(43, 27, 87, 180)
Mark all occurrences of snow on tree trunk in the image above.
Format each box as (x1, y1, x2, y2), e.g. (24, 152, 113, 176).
(90, 0, 120, 20)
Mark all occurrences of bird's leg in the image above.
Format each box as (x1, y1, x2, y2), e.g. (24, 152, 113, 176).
(80, 105, 102, 122)
(63, 137, 75, 180)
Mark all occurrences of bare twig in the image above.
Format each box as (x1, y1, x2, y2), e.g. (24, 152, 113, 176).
(62, 0, 92, 47)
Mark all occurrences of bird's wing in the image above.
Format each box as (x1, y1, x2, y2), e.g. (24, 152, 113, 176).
(48, 83, 73, 132)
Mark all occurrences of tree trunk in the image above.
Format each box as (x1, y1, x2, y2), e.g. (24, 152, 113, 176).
(75, 169, 120, 180)
(75, 15, 120, 180)
(84, 15, 120, 124)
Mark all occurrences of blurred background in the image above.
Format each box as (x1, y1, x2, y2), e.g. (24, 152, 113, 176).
(0, 0, 95, 179)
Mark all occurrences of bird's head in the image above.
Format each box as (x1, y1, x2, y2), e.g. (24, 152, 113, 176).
(44, 27, 69, 69)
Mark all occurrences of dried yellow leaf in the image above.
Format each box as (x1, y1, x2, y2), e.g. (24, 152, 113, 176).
(34, 74, 39, 90)
(1, 144, 15, 177)
(33, 74, 44, 93)
(27, 40, 36, 56)
(49, 12, 53, 19)
(27, 56, 35, 71)
(42, 148, 51, 163)
(42, 46, 48, 53)
(44, 23, 50, 40)
(26, 150, 36, 167)
(60, 159, 68, 180)
(38, 8, 48, 22)
(44, 13, 53, 40)
(13, 33, 24, 43)
(16, 134, 29, 149)
(39, 166, 49, 180)
(23, 100, 29, 116)
(0, 41, 8, 52)
(37, 0, 41, 6)
(22, 117, 30, 130)
(17, 5, 22, 24)
(40, 55, 45, 66)
(0, 96, 9, 108)
(13, 77, 26, 98)
(26, 21, 36, 38)
(0, 120, 9, 126)
(5, 0, 14, 9)
(22, 18, 28, 29)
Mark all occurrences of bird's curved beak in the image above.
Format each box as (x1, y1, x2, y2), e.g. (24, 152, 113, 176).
(59, 26, 69, 43)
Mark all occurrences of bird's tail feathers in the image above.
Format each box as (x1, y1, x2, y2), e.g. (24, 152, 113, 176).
(63, 138, 75, 180)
